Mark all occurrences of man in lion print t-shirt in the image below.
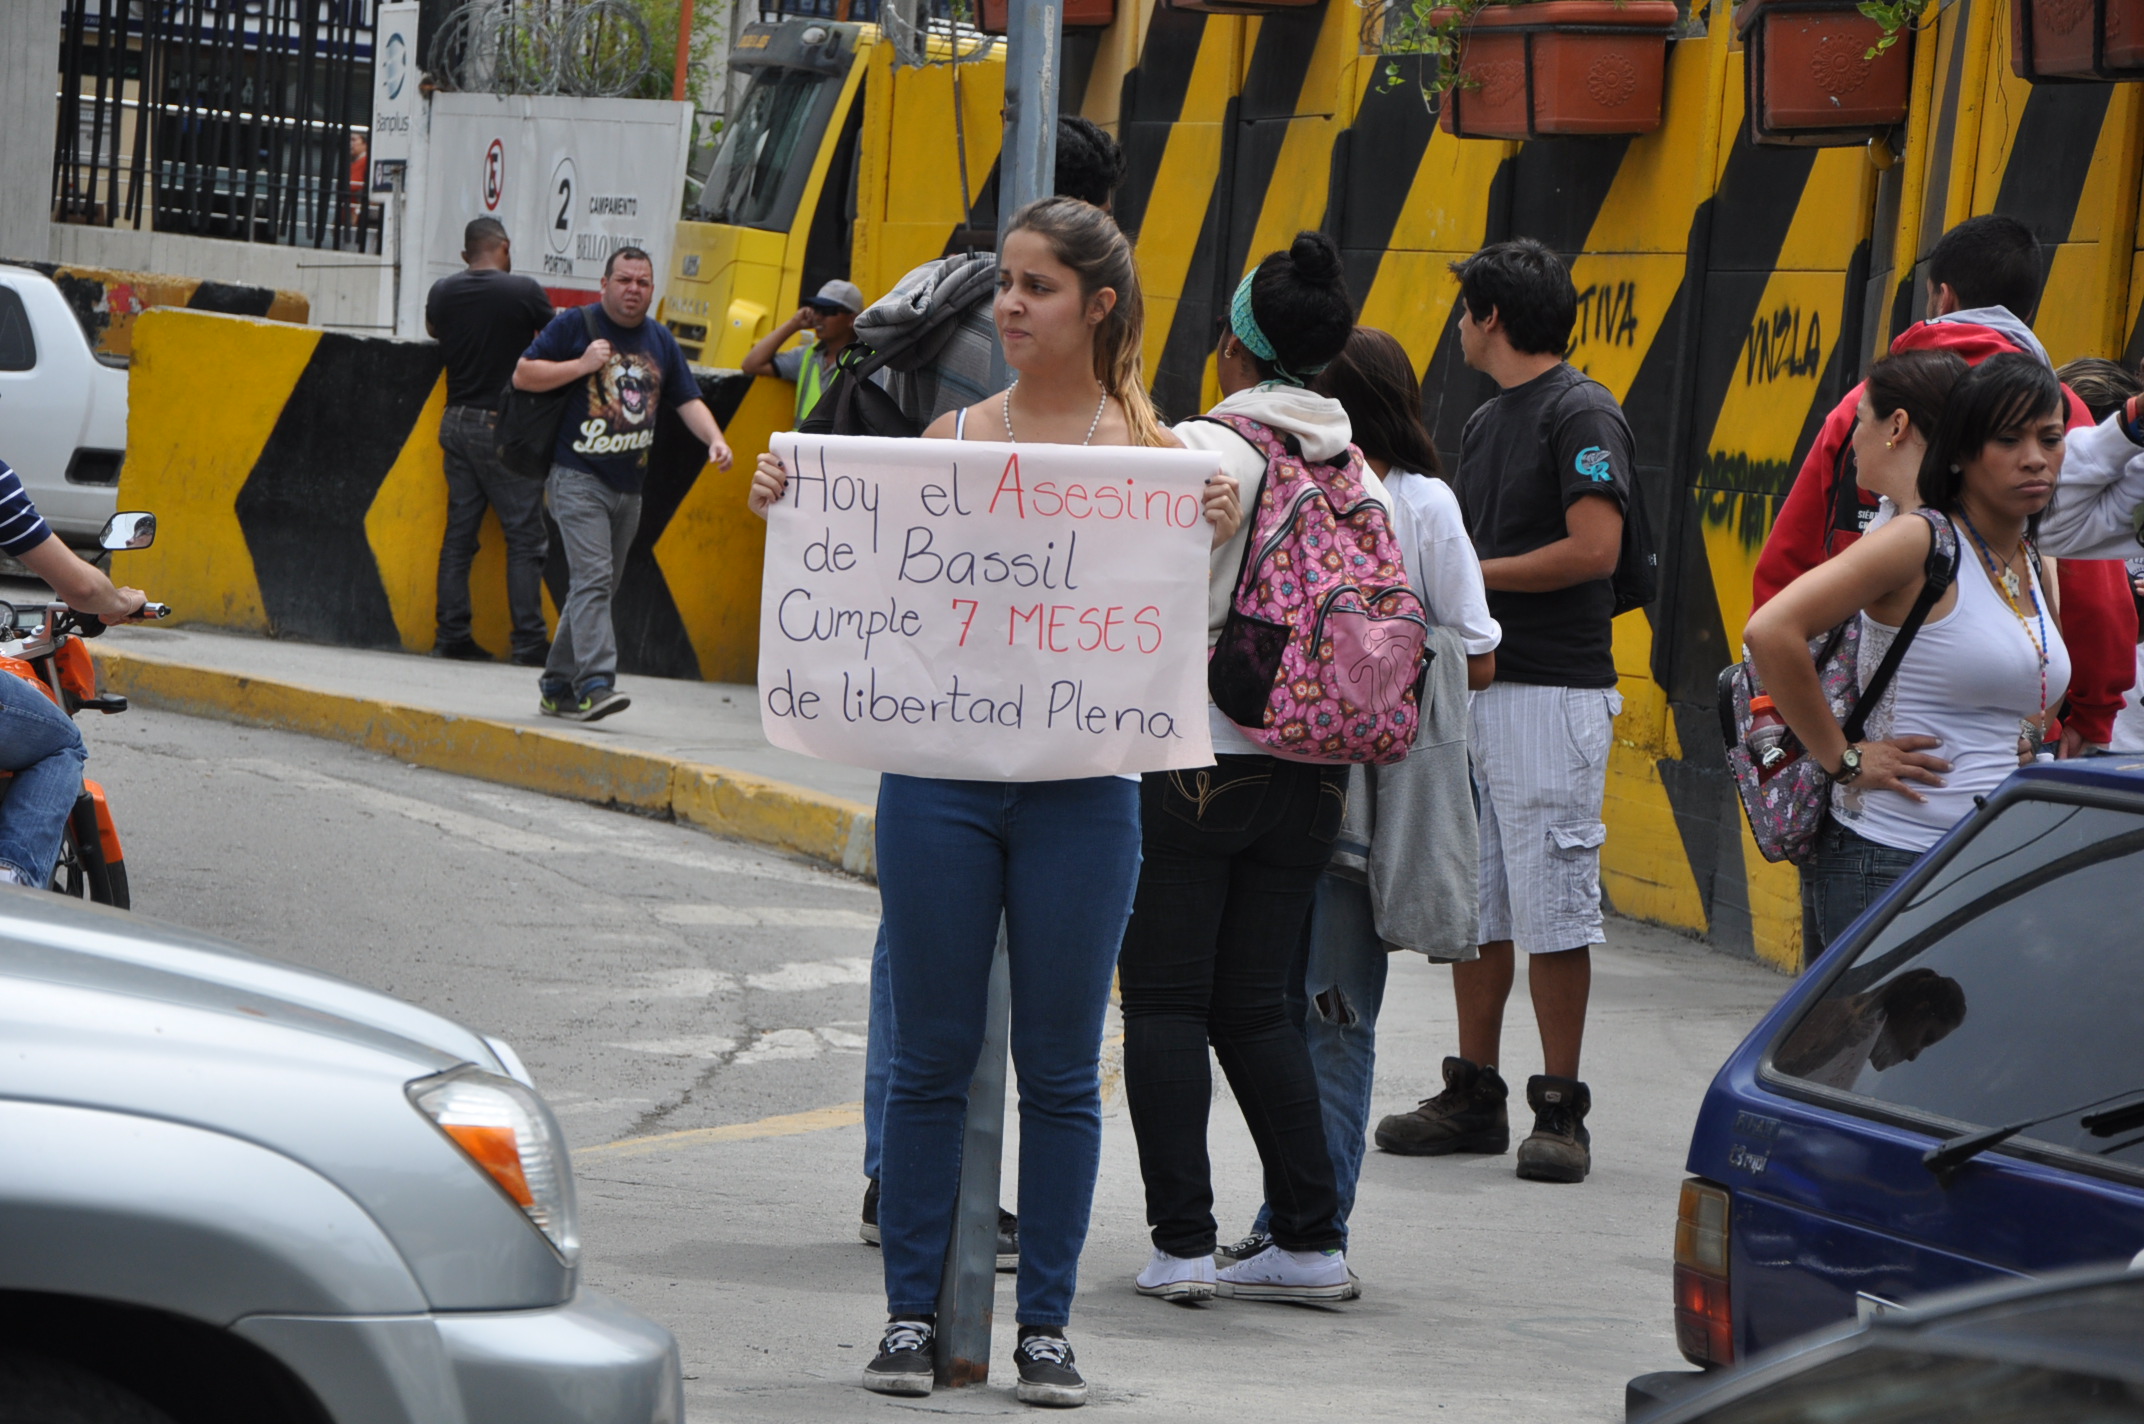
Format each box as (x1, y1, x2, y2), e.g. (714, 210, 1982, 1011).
(515, 247, 733, 722)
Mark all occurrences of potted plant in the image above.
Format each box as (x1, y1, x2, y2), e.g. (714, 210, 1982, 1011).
(1733, 0, 1915, 146)
(981, 0, 1118, 30)
(2010, 0, 2144, 81)
(1374, 0, 1682, 139)
(1159, 0, 1319, 14)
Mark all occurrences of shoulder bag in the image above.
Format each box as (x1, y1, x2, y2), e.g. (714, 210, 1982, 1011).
(1719, 507, 1961, 865)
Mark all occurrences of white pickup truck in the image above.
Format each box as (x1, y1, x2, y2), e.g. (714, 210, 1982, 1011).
(0, 266, 127, 550)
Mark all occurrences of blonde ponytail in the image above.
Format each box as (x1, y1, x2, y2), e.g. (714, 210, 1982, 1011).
(1003, 196, 1171, 447)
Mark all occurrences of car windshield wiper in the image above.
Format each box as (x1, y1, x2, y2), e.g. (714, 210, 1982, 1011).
(1924, 1089, 2144, 1187)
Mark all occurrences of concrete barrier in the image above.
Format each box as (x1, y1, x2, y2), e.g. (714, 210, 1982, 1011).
(120, 307, 789, 682)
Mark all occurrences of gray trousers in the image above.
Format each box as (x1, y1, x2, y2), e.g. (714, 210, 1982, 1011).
(542, 465, 642, 692)
(436, 406, 551, 655)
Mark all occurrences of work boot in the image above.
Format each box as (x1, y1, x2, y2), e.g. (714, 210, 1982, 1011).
(1374, 1057, 1510, 1156)
(1515, 1075, 1592, 1183)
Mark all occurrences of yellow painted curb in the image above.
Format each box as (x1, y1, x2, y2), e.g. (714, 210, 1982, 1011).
(94, 649, 877, 882)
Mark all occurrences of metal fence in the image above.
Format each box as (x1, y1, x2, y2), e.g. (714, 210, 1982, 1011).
(53, 0, 382, 254)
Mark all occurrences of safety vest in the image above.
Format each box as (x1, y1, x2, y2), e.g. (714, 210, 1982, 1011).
(794, 342, 833, 425)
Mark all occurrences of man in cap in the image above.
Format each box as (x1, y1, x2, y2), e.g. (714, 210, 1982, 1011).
(743, 278, 864, 427)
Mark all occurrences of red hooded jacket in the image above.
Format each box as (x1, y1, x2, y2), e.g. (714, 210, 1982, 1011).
(1750, 317, 2137, 745)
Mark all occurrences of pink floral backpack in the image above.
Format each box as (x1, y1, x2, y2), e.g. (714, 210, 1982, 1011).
(1201, 414, 1430, 764)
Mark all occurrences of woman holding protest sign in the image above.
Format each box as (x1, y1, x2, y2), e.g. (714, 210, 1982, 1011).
(1116, 232, 1367, 1308)
(750, 195, 1240, 1407)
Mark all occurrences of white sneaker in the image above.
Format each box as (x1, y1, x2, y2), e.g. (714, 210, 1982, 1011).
(1134, 1247, 1217, 1302)
(1214, 1244, 1359, 1303)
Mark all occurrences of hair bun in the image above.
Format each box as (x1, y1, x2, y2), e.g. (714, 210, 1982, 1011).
(1289, 230, 1343, 287)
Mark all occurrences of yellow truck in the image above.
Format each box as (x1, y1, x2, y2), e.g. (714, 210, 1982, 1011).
(660, 0, 2144, 967)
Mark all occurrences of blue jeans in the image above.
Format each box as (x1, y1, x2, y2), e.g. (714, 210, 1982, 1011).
(863, 919, 891, 1182)
(1804, 816, 1923, 956)
(875, 773, 1140, 1328)
(1253, 871, 1388, 1248)
(0, 672, 86, 885)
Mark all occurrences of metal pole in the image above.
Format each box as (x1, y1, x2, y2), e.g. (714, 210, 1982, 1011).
(673, 0, 696, 102)
(983, 0, 1061, 393)
(932, 0, 1061, 1386)
(933, 921, 1011, 1386)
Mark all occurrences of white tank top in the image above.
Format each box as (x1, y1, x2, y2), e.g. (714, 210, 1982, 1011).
(1833, 519, 2071, 853)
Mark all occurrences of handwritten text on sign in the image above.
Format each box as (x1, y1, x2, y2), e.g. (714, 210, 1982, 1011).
(759, 434, 1220, 781)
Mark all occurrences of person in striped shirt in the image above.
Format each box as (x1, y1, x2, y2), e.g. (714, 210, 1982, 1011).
(0, 458, 149, 887)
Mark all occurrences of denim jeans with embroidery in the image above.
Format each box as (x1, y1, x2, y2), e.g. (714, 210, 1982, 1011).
(1805, 816, 1923, 955)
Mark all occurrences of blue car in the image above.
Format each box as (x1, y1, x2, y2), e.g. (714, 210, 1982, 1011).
(1659, 760, 2144, 1382)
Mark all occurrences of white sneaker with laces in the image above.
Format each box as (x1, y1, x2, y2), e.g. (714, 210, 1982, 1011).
(1134, 1247, 1217, 1302)
(1214, 1244, 1359, 1303)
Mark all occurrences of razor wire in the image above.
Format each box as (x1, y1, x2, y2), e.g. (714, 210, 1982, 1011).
(880, 0, 998, 70)
(428, 0, 658, 97)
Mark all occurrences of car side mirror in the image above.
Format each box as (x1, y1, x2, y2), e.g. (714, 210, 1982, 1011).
(99, 511, 155, 550)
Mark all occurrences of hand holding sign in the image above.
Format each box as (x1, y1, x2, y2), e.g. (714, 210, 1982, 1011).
(758, 434, 1221, 781)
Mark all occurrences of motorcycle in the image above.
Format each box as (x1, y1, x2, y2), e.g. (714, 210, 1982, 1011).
(0, 510, 169, 909)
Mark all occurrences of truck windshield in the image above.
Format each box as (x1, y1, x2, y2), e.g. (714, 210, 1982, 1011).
(1769, 794, 2144, 1175)
(693, 68, 837, 230)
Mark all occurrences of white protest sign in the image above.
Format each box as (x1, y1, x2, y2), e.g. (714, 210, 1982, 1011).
(759, 434, 1221, 781)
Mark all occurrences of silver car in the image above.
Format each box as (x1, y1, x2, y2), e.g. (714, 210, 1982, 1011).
(0, 887, 682, 1424)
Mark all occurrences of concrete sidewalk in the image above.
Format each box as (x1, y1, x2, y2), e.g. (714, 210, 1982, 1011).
(90, 624, 883, 878)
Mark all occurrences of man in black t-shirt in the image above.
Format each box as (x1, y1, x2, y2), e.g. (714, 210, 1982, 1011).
(425, 218, 555, 665)
(515, 247, 733, 722)
(1374, 239, 1631, 1186)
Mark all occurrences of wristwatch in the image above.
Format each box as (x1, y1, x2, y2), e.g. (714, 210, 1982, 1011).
(1834, 745, 1864, 784)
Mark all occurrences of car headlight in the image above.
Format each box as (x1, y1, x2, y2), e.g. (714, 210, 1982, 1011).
(408, 1066, 579, 1264)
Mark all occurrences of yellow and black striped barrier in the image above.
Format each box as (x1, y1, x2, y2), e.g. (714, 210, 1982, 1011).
(118, 308, 787, 684)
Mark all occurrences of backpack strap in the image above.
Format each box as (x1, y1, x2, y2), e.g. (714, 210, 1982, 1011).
(1841, 508, 1963, 743)
(581, 303, 601, 340)
(953, 405, 967, 440)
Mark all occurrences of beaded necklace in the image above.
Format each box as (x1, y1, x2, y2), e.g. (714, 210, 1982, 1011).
(1958, 512, 2049, 760)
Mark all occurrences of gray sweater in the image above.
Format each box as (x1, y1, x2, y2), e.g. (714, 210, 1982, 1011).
(1327, 624, 1480, 962)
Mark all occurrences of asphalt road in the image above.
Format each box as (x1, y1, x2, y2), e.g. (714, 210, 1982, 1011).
(86, 704, 1791, 1422)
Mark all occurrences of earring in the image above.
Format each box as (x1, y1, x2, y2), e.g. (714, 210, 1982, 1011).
(1886, 438, 1897, 449)
(1951, 463, 1961, 472)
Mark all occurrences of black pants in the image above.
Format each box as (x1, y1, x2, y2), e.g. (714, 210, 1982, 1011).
(437, 405, 551, 657)
(1119, 755, 1350, 1257)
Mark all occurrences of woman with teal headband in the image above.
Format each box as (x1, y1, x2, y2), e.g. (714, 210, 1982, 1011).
(1118, 230, 1372, 1307)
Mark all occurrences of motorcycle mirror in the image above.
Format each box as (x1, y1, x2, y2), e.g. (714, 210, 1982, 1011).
(99, 511, 156, 551)
(0, 601, 15, 634)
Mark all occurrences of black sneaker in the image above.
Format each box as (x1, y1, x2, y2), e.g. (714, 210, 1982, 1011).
(1516, 1075, 1593, 1183)
(1374, 1056, 1511, 1156)
(511, 642, 552, 668)
(1215, 1231, 1272, 1268)
(997, 1207, 1019, 1272)
(579, 685, 631, 722)
(538, 683, 589, 720)
(432, 637, 493, 662)
(860, 1178, 880, 1246)
(861, 1316, 935, 1397)
(1014, 1327, 1087, 1407)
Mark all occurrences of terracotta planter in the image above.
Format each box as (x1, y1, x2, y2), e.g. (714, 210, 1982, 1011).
(1734, 0, 1913, 147)
(1433, 1, 1681, 141)
(2010, 0, 2144, 80)
(1159, 0, 1318, 14)
(979, 0, 1115, 30)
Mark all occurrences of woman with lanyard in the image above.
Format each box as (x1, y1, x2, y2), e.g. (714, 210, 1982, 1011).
(1747, 353, 2071, 951)
(751, 196, 1239, 1407)
(1118, 232, 1365, 1308)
